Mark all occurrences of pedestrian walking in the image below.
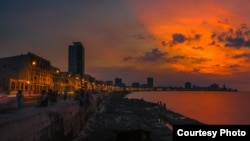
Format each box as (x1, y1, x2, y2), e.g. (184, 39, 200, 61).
(41, 90, 48, 106)
(16, 90, 24, 110)
(63, 90, 68, 101)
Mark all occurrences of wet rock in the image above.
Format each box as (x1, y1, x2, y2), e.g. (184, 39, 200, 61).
(72, 92, 203, 141)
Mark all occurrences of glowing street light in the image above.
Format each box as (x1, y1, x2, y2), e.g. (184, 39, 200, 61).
(32, 61, 36, 66)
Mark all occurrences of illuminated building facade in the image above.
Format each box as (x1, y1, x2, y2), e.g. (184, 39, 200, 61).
(0, 52, 80, 95)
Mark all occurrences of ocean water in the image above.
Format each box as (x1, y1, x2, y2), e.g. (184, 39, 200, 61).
(126, 91, 250, 125)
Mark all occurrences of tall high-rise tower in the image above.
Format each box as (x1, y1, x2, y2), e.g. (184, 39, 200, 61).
(68, 42, 85, 76)
(147, 77, 154, 87)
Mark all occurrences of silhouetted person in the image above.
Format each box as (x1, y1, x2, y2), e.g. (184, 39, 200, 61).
(163, 103, 166, 109)
(37, 90, 48, 107)
(48, 89, 57, 103)
(79, 90, 85, 106)
(63, 90, 68, 101)
(16, 90, 24, 110)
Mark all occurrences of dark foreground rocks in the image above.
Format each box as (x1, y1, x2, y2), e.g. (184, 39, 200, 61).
(72, 91, 202, 141)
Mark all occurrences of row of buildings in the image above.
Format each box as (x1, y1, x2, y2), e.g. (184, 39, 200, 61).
(114, 77, 155, 91)
(114, 77, 154, 88)
(0, 42, 122, 95)
(183, 81, 238, 91)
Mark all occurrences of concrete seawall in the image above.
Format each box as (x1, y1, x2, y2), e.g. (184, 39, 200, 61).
(0, 93, 107, 141)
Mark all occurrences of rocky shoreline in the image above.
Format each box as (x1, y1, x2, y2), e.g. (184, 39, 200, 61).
(72, 91, 203, 141)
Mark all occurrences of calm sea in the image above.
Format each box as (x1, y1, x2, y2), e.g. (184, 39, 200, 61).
(126, 91, 250, 125)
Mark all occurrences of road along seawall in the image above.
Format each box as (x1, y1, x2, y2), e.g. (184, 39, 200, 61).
(0, 93, 108, 141)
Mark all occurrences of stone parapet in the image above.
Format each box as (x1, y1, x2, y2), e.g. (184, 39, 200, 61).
(0, 92, 108, 141)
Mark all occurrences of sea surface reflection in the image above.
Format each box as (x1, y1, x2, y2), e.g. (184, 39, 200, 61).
(127, 91, 250, 125)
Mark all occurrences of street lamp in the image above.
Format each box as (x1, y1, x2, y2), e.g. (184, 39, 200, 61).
(32, 61, 36, 66)
(27, 81, 30, 96)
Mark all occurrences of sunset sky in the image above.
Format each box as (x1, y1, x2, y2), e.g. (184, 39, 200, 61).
(1, 0, 250, 91)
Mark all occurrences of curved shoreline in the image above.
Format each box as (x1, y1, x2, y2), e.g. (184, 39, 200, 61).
(73, 91, 202, 141)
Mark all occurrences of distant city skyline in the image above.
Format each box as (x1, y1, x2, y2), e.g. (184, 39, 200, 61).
(1, 1, 250, 91)
(0, 51, 239, 91)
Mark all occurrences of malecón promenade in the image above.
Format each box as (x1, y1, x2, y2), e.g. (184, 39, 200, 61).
(0, 91, 202, 141)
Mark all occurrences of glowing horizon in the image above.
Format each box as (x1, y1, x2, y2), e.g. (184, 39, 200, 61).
(122, 0, 250, 76)
(0, 0, 250, 91)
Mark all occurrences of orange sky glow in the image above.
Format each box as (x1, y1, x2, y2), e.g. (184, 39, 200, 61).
(122, 0, 250, 76)
(1, 0, 250, 91)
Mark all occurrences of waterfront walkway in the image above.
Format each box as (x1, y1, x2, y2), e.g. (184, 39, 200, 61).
(0, 92, 106, 141)
(0, 91, 203, 141)
(0, 98, 77, 125)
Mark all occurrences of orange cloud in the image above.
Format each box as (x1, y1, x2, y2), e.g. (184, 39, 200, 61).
(123, 0, 250, 75)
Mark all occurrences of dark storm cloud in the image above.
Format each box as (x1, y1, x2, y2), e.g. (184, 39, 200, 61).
(229, 64, 241, 71)
(225, 37, 250, 47)
(213, 24, 250, 48)
(172, 33, 186, 43)
(190, 57, 212, 64)
(165, 56, 211, 65)
(161, 41, 167, 46)
(166, 55, 186, 63)
(233, 53, 250, 60)
(123, 56, 133, 61)
(211, 33, 216, 39)
(208, 41, 221, 47)
(193, 34, 202, 40)
(192, 46, 204, 50)
(123, 48, 168, 63)
(138, 48, 167, 62)
(208, 41, 215, 45)
(234, 53, 250, 58)
(167, 33, 201, 47)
